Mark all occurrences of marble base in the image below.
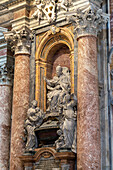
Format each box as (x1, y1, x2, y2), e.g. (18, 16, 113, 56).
(20, 147, 76, 170)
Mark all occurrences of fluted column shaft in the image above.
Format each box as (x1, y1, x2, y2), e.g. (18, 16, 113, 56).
(4, 26, 32, 170)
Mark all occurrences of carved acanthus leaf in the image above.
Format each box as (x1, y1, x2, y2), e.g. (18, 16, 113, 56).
(67, 8, 109, 38)
(3, 26, 33, 55)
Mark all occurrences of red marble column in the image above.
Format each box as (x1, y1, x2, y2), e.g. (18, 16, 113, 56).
(0, 85, 12, 170)
(77, 36, 101, 170)
(69, 9, 107, 170)
(10, 54, 30, 170)
(4, 26, 32, 170)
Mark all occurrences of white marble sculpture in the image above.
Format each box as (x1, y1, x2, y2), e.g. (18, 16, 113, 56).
(44, 65, 77, 153)
(24, 100, 44, 151)
(55, 93, 77, 153)
(44, 66, 71, 112)
(32, 0, 69, 23)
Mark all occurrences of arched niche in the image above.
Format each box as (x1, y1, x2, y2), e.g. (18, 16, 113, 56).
(35, 26, 74, 111)
(46, 43, 70, 78)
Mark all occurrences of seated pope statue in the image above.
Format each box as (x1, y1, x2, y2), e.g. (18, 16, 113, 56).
(44, 65, 71, 112)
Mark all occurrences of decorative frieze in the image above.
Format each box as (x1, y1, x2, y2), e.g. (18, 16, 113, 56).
(67, 8, 108, 38)
(0, 63, 13, 86)
(32, 0, 71, 23)
(4, 26, 33, 55)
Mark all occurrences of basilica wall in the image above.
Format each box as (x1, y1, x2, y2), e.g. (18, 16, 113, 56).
(0, 0, 112, 170)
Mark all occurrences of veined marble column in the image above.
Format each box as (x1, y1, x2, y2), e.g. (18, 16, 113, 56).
(0, 64, 12, 170)
(69, 9, 107, 170)
(77, 35, 101, 170)
(4, 26, 33, 170)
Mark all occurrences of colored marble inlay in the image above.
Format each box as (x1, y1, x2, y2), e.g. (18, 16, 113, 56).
(0, 86, 12, 170)
(10, 54, 30, 170)
(77, 36, 101, 170)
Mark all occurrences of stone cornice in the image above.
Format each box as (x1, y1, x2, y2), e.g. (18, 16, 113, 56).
(0, 0, 31, 15)
(73, 0, 102, 11)
(7, 0, 28, 7)
(67, 8, 109, 38)
(3, 26, 33, 55)
(0, 63, 13, 86)
(0, 0, 30, 8)
(0, 0, 104, 30)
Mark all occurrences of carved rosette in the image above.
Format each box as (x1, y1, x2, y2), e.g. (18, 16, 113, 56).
(3, 26, 33, 55)
(68, 9, 109, 38)
(0, 63, 13, 86)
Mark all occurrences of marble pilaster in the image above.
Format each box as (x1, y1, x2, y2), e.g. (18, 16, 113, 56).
(4, 26, 33, 170)
(68, 9, 108, 170)
(0, 64, 12, 170)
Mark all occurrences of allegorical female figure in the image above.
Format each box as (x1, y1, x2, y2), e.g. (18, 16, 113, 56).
(62, 94, 77, 150)
(25, 100, 44, 151)
(55, 93, 77, 153)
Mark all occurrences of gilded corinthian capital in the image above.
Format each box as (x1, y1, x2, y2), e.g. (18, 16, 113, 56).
(3, 26, 33, 55)
(68, 9, 109, 38)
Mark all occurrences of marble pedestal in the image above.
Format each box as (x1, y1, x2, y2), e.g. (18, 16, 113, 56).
(20, 148, 76, 170)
